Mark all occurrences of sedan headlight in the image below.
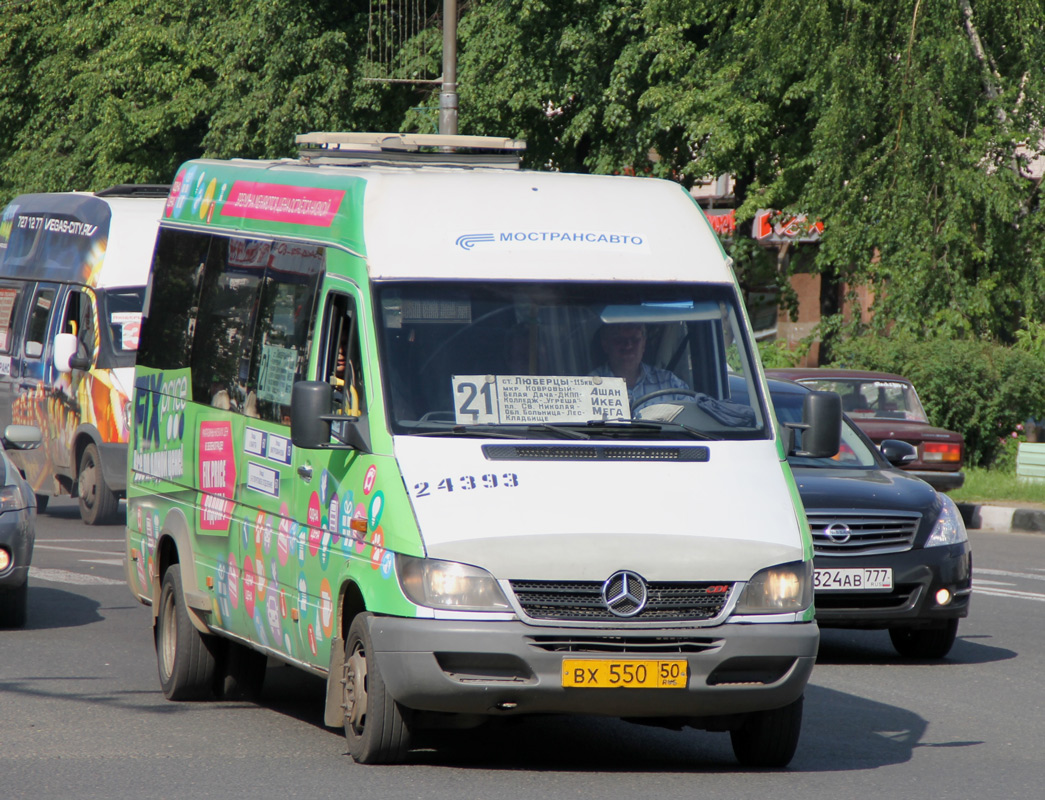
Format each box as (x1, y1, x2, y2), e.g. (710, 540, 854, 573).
(397, 555, 511, 611)
(734, 560, 813, 614)
(0, 484, 27, 513)
(926, 493, 969, 547)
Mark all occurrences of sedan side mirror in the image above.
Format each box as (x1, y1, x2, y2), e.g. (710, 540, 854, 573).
(880, 438, 917, 467)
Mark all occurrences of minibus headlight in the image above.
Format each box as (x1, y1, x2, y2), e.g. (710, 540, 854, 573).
(396, 555, 511, 611)
(926, 493, 969, 547)
(734, 561, 812, 614)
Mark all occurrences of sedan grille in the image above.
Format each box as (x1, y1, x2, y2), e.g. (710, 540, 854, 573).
(806, 510, 921, 556)
(509, 580, 732, 623)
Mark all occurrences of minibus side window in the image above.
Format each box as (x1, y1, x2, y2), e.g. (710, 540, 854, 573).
(319, 293, 366, 427)
(137, 230, 211, 372)
(190, 238, 264, 411)
(0, 283, 26, 355)
(61, 289, 98, 365)
(24, 286, 56, 359)
(244, 244, 323, 424)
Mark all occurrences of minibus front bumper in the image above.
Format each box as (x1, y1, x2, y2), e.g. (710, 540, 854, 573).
(367, 616, 819, 720)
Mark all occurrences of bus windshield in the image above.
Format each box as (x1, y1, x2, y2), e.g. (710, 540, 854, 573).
(375, 281, 768, 441)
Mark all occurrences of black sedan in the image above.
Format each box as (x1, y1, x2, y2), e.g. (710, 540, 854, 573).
(769, 379, 971, 659)
(0, 425, 42, 628)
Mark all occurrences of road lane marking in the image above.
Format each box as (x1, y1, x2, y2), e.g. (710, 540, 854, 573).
(974, 586, 1045, 602)
(975, 567, 1045, 582)
(81, 559, 125, 567)
(29, 567, 124, 586)
(33, 544, 124, 557)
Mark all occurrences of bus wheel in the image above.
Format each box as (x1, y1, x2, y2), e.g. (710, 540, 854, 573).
(730, 695, 803, 768)
(156, 564, 217, 700)
(343, 613, 412, 764)
(78, 444, 118, 525)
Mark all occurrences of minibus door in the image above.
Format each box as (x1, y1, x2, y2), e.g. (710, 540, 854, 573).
(12, 283, 60, 492)
(0, 281, 28, 435)
(290, 287, 371, 666)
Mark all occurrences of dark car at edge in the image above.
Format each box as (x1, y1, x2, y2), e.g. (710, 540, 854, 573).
(769, 379, 971, 658)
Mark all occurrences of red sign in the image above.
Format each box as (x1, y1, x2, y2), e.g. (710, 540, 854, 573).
(220, 181, 345, 227)
(704, 210, 736, 237)
(754, 210, 824, 243)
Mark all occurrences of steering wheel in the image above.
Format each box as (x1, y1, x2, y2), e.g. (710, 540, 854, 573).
(632, 388, 701, 408)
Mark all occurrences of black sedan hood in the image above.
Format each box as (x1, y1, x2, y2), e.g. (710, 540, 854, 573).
(791, 464, 939, 515)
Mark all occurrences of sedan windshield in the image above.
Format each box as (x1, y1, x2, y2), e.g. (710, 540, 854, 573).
(799, 378, 928, 423)
(375, 281, 768, 441)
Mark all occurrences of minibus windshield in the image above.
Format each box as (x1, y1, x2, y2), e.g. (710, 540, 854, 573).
(376, 281, 769, 441)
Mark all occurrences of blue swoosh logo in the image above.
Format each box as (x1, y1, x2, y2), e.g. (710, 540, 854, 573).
(456, 233, 496, 250)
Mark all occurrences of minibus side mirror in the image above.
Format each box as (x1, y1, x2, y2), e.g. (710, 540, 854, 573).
(291, 380, 371, 453)
(2, 424, 42, 451)
(54, 332, 90, 372)
(786, 390, 842, 458)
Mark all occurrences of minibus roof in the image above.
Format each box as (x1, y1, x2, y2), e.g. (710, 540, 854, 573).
(165, 157, 732, 284)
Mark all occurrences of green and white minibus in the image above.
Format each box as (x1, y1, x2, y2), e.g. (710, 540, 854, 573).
(126, 133, 840, 767)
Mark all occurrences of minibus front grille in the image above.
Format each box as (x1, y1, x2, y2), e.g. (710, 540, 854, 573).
(527, 635, 722, 654)
(510, 580, 732, 622)
(482, 444, 710, 462)
(806, 510, 921, 556)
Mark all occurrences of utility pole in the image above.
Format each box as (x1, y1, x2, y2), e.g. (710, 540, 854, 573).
(439, 0, 458, 135)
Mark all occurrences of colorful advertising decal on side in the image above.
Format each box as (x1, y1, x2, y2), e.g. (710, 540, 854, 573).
(198, 420, 236, 531)
(132, 370, 190, 484)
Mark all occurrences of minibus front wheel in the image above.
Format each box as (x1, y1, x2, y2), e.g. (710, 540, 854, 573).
(729, 694, 803, 768)
(343, 613, 413, 764)
(156, 564, 218, 700)
(78, 443, 118, 525)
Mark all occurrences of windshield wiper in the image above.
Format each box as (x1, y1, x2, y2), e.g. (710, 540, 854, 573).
(584, 418, 719, 441)
(411, 423, 589, 440)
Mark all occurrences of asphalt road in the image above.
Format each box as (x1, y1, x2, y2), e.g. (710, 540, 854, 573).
(3, 499, 1044, 799)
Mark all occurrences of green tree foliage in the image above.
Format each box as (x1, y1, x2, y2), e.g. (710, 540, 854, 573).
(0, 1, 420, 199)
(1, 0, 1043, 349)
(453, 1, 1045, 344)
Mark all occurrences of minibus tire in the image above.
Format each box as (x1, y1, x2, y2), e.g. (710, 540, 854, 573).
(888, 619, 959, 659)
(35, 494, 49, 513)
(156, 565, 218, 701)
(78, 444, 118, 525)
(343, 613, 413, 764)
(0, 581, 28, 628)
(729, 695, 803, 768)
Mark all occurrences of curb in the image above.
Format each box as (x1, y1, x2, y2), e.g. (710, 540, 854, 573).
(957, 503, 1045, 533)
